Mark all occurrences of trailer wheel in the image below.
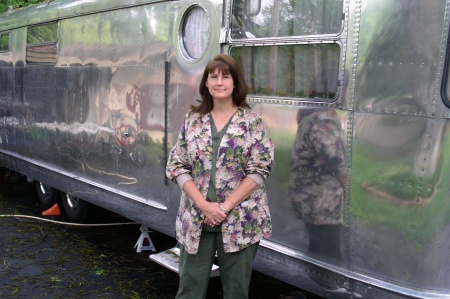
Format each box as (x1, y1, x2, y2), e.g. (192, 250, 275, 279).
(35, 181, 59, 209)
(60, 192, 89, 223)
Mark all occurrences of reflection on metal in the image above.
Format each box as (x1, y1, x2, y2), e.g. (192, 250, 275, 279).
(0, 0, 450, 298)
(83, 162, 138, 186)
(259, 239, 414, 299)
(0, 149, 167, 211)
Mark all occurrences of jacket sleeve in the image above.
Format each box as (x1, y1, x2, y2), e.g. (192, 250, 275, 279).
(166, 113, 192, 182)
(245, 116, 274, 180)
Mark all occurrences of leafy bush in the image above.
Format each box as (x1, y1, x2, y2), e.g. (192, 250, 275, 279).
(0, 0, 46, 15)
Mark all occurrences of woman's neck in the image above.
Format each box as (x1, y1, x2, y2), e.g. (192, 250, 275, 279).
(211, 100, 237, 114)
(210, 103, 238, 131)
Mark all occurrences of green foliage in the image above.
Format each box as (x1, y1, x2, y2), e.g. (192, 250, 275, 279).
(0, 0, 47, 15)
(350, 138, 450, 244)
(27, 22, 58, 43)
(0, 33, 9, 51)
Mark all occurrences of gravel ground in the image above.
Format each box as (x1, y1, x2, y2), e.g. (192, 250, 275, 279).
(0, 172, 316, 299)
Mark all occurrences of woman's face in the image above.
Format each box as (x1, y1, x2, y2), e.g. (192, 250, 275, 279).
(205, 69, 234, 103)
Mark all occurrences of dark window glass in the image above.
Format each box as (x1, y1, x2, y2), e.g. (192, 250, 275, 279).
(232, 0, 344, 39)
(27, 22, 58, 44)
(0, 33, 9, 52)
(26, 22, 58, 64)
(231, 44, 340, 101)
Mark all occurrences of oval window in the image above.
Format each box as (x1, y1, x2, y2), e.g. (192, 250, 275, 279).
(181, 6, 210, 60)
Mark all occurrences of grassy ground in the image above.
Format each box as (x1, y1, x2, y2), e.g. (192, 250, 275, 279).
(0, 176, 179, 298)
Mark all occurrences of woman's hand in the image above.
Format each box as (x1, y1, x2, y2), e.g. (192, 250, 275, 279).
(180, 180, 228, 226)
(201, 202, 226, 226)
(181, 180, 225, 225)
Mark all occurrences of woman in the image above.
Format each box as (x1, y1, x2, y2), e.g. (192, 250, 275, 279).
(166, 54, 274, 299)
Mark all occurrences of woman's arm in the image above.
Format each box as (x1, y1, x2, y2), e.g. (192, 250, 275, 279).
(245, 117, 274, 180)
(166, 113, 192, 181)
(219, 176, 258, 213)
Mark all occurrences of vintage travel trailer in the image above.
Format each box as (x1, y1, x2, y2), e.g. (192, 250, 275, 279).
(1, 0, 450, 298)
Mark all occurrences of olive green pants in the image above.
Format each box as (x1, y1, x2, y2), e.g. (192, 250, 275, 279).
(176, 230, 259, 299)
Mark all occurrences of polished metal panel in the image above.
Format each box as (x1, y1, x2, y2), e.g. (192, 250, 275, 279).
(1, 0, 450, 298)
(261, 104, 350, 253)
(355, 0, 446, 117)
(53, 3, 173, 206)
(352, 112, 450, 290)
(0, 0, 170, 30)
(350, 0, 450, 295)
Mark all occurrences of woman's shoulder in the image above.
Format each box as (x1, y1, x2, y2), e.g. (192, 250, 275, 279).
(237, 107, 262, 122)
(185, 110, 205, 122)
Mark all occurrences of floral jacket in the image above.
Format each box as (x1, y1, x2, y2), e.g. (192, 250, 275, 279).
(166, 107, 274, 254)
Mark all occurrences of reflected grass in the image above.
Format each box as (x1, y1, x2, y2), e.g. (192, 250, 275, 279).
(350, 138, 450, 245)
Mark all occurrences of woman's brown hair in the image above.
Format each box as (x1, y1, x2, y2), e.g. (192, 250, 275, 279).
(192, 54, 250, 115)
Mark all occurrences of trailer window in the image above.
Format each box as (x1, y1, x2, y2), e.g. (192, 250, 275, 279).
(180, 5, 211, 61)
(26, 22, 58, 64)
(0, 32, 9, 52)
(231, 44, 340, 101)
(232, 0, 344, 39)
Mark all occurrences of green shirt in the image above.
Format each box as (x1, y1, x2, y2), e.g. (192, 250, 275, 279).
(203, 115, 232, 232)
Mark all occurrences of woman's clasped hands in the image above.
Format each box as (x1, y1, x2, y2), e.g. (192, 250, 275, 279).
(201, 201, 227, 227)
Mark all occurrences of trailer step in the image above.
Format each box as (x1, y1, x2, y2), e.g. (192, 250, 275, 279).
(149, 247, 220, 277)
